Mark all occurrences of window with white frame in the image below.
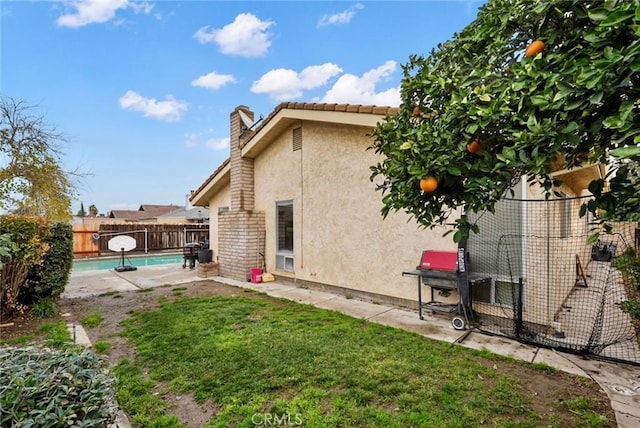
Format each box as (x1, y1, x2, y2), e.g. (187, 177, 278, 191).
(276, 200, 294, 272)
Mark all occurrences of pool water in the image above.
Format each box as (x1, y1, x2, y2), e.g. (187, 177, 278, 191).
(73, 253, 184, 272)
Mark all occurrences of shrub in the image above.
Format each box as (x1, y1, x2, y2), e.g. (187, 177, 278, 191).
(0, 345, 117, 427)
(620, 299, 640, 320)
(613, 250, 640, 293)
(612, 250, 640, 319)
(22, 222, 73, 304)
(30, 298, 58, 319)
(0, 216, 50, 320)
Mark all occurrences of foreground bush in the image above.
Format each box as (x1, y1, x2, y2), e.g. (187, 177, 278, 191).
(22, 222, 74, 304)
(0, 345, 117, 427)
(0, 216, 50, 319)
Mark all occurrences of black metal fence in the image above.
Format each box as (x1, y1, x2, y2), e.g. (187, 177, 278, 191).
(466, 197, 640, 365)
(94, 224, 209, 255)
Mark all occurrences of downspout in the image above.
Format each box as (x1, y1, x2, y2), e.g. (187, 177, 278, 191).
(299, 123, 304, 269)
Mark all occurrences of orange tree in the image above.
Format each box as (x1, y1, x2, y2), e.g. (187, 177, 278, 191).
(370, 0, 640, 241)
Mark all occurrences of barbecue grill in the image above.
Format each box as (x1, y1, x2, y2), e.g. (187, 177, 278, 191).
(402, 241, 478, 330)
(182, 242, 200, 269)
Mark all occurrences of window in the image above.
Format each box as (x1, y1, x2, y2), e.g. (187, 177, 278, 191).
(276, 201, 294, 272)
(218, 206, 229, 214)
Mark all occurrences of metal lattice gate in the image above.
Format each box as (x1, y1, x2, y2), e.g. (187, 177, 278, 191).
(466, 196, 640, 365)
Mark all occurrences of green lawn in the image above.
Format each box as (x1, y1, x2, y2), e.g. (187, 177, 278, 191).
(115, 291, 613, 428)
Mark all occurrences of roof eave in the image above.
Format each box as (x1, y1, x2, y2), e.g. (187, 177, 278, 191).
(190, 162, 231, 206)
(241, 105, 393, 159)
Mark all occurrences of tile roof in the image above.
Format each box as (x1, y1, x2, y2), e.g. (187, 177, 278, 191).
(244, 102, 397, 143)
(109, 204, 182, 219)
(138, 204, 182, 216)
(190, 102, 397, 203)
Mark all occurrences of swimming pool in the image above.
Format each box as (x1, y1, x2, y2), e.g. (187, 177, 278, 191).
(73, 253, 184, 272)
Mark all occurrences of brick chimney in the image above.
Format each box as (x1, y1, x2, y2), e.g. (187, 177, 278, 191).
(229, 106, 255, 211)
(217, 106, 265, 281)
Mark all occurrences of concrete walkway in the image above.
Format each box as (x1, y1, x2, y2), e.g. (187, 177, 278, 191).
(64, 264, 640, 428)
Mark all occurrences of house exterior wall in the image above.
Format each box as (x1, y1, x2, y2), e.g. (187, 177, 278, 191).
(207, 186, 231, 261)
(253, 121, 455, 302)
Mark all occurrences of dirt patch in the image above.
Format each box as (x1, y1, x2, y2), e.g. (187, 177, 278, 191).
(1, 280, 618, 427)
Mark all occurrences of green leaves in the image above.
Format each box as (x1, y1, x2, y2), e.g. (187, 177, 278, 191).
(0, 346, 117, 427)
(0, 96, 76, 221)
(600, 9, 635, 26)
(370, 0, 640, 240)
(610, 146, 640, 158)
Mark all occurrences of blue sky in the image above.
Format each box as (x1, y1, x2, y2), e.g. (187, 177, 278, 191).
(1, 0, 483, 216)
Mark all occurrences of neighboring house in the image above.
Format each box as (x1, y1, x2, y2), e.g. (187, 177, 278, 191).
(79, 204, 208, 226)
(158, 206, 209, 224)
(72, 203, 209, 257)
(109, 204, 183, 221)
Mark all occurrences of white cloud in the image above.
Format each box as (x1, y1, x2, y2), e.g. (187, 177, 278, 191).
(129, 1, 153, 15)
(184, 133, 199, 149)
(182, 131, 228, 150)
(251, 63, 343, 102)
(56, 0, 153, 28)
(191, 71, 237, 90)
(205, 137, 229, 151)
(193, 13, 274, 58)
(321, 60, 400, 106)
(118, 90, 188, 122)
(317, 3, 364, 27)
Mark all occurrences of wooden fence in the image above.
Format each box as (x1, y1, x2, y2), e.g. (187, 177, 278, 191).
(72, 223, 209, 257)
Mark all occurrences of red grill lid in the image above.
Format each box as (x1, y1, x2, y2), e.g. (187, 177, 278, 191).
(419, 251, 458, 272)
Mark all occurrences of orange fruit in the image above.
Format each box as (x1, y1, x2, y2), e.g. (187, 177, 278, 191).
(412, 105, 421, 117)
(525, 40, 545, 57)
(467, 140, 482, 153)
(420, 176, 438, 193)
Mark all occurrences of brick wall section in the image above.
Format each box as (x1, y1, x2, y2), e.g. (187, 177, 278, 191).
(218, 106, 266, 281)
(218, 210, 266, 281)
(230, 106, 255, 211)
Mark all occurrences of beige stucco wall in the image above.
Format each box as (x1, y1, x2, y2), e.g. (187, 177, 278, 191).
(252, 121, 455, 302)
(207, 185, 231, 262)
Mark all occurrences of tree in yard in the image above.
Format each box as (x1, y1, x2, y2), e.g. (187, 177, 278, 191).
(0, 96, 80, 221)
(370, 0, 640, 241)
